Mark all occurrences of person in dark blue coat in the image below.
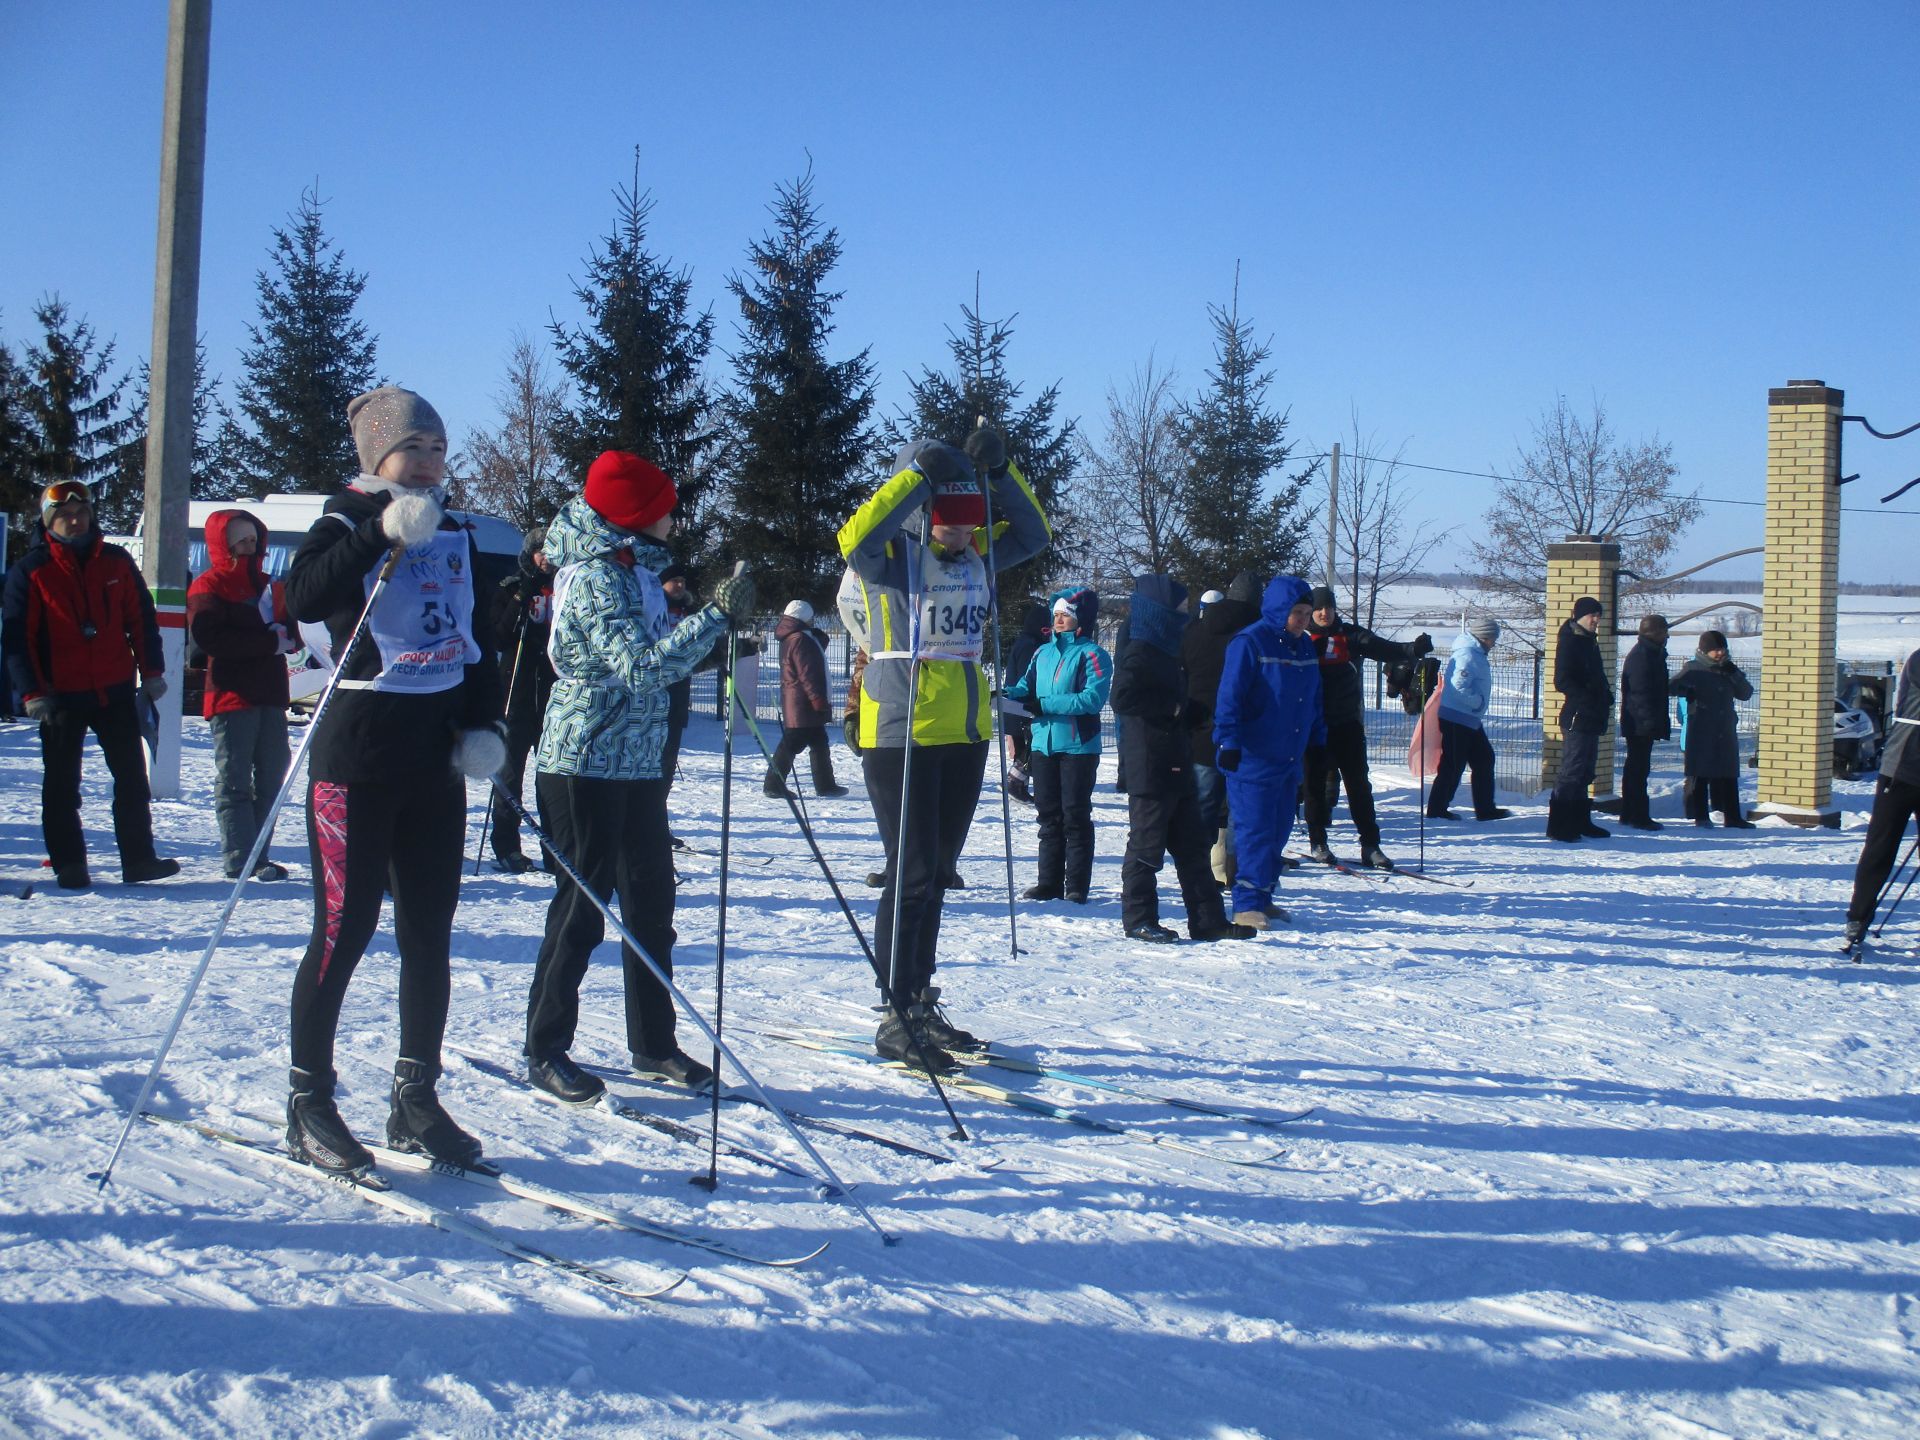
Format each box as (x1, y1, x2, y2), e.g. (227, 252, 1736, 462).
(1617, 614, 1671, 830)
(1212, 575, 1323, 928)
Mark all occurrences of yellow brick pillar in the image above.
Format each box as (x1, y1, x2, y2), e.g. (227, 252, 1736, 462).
(1541, 537, 1622, 793)
(1753, 380, 1843, 827)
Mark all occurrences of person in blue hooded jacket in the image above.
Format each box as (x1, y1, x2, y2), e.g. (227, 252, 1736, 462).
(1426, 616, 1511, 821)
(1006, 584, 1109, 903)
(1212, 575, 1324, 928)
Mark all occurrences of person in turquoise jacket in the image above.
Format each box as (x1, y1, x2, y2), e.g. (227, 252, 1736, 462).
(1006, 584, 1110, 903)
(1426, 617, 1510, 821)
(1212, 575, 1323, 927)
(522, 451, 754, 1106)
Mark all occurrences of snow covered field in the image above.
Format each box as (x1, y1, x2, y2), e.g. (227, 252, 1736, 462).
(3, 701, 1918, 1439)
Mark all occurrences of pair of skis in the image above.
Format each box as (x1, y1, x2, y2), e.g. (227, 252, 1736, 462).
(143, 1110, 827, 1301)
(1311, 852, 1472, 888)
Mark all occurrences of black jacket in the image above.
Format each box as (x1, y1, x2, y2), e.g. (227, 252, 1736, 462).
(1553, 618, 1613, 736)
(1110, 577, 1190, 795)
(1880, 648, 1920, 786)
(492, 548, 556, 735)
(1669, 654, 1751, 778)
(285, 486, 503, 785)
(1181, 596, 1258, 765)
(1619, 637, 1671, 741)
(1306, 620, 1427, 730)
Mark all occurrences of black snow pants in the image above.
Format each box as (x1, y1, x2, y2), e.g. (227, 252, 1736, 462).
(1121, 773, 1228, 935)
(1303, 720, 1379, 851)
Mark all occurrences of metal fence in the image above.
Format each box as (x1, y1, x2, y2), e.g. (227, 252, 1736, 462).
(700, 621, 1785, 798)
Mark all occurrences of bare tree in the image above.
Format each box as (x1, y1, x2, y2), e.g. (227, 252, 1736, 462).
(1065, 355, 1188, 593)
(1470, 396, 1699, 604)
(1330, 411, 1451, 629)
(451, 333, 570, 530)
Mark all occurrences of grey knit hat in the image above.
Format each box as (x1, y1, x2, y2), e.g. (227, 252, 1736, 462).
(347, 387, 446, 476)
(1468, 615, 1501, 648)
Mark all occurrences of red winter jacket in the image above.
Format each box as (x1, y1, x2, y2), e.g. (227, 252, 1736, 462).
(777, 614, 832, 728)
(186, 508, 291, 716)
(1, 527, 162, 709)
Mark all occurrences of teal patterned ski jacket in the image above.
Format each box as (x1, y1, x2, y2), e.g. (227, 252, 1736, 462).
(534, 498, 728, 781)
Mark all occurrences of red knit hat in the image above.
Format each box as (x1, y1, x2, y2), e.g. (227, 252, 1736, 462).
(584, 450, 676, 533)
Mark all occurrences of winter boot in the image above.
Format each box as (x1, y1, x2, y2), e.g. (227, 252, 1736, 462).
(1127, 923, 1180, 943)
(875, 1006, 956, 1074)
(816, 782, 850, 798)
(915, 986, 982, 1051)
(287, 1067, 374, 1175)
(123, 856, 181, 883)
(1362, 847, 1394, 871)
(1021, 882, 1062, 901)
(495, 852, 534, 874)
(631, 1048, 715, 1090)
(866, 871, 888, 888)
(387, 1058, 485, 1168)
(1307, 842, 1336, 866)
(763, 774, 792, 800)
(1192, 921, 1258, 941)
(54, 864, 91, 891)
(1231, 909, 1270, 931)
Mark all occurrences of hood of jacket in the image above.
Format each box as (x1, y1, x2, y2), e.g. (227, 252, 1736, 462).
(775, 613, 813, 642)
(1128, 574, 1188, 656)
(1260, 574, 1311, 628)
(542, 496, 671, 575)
(1200, 595, 1258, 637)
(1019, 599, 1051, 639)
(199, 508, 271, 602)
(1450, 631, 1484, 660)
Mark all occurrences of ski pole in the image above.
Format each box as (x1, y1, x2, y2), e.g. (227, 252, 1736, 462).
(1416, 665, 1429, 873)
(489, 782, 893, 1245)
(1872, 828, 1920, 938)
(725, 678, 970, 1139)
(472, 605, 530, 875)
(94, 543, 409, 1192)
(695, 574, 745, 1193)
(972, 419, 1022, 959)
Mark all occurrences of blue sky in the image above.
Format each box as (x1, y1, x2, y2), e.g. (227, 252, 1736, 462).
(4, 2, 1916, 580)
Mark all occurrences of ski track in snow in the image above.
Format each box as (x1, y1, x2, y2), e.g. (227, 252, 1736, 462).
(1, 713, 1917, 1439)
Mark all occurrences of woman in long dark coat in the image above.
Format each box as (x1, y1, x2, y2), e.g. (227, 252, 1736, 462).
(1669, 629, 1755, 828)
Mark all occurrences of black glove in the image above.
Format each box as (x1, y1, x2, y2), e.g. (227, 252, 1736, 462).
(1217, 747, 1241, 773)
(1022, 694, 1044, 719)
(1413, 633, 1434, 657)
(964, 425, 1008, 479)
(915, 442, 969, 487)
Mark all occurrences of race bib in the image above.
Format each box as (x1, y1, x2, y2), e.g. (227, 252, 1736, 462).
(914, 554, 988, 663)
(354, 530, 480, 693)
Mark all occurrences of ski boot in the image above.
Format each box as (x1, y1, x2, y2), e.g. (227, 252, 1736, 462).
(287, 1067, 374, 1176)
(1362, 847, 1394, 871)
(915, 986, 982, 1051)
(1843, 918, 1867, 962)
(527, 1051, 605, 1104)
(386, 1058, 485, 1169)
(1308, 842, 1336, 866)
(631, 1048, 715, 1091)
(875, 1007, 956, 1075)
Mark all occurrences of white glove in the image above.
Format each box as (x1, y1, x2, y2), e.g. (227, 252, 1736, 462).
(140, 675, 169, 703)
(452, 726, 507, 779)
(382, 491, 443, 547)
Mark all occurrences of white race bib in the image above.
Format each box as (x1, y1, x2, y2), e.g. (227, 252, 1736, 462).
(913, 553, 988, 664)
(350, 529, 480, 693)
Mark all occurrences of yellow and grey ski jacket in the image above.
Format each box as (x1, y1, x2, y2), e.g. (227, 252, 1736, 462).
(836, 444, 1050, 749)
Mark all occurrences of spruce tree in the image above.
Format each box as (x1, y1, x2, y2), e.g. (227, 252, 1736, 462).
(0, 321, 35, 546)
(1168, 284, 1317, 589)
(18, 297, 132, 515)
(549, 170, 718, 559)
(231, 186, 379, 494)
(883, 303, 1078, 617)
(719, 166, 877, 610)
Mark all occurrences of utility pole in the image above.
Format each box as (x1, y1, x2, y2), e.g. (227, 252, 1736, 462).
(140, 0, 212, 798)
(1325, 442, 1340, 588)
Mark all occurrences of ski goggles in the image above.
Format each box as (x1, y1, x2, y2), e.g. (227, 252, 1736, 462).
(40, 481, 93, 517)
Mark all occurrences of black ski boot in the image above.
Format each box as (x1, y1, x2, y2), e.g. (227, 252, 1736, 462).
(386, 1058, 485, 1169)
(875, 1006, 957, 1074)
(287, 1067, 374, 1175)
(915, 986, 982, 1051)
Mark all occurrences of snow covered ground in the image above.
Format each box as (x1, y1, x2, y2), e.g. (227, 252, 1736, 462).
(2, 702, 1917, 1439)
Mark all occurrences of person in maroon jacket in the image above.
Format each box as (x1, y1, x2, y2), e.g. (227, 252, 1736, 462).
(1, 480, 178, 889)
(187, 508, 296, 881)
(764, 599, 846, 799)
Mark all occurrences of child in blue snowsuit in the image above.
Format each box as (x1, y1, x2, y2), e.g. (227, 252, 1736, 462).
(1213, 575, 1324, 927)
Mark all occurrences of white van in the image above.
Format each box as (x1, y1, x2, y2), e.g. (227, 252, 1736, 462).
(128, 494, 525, 710)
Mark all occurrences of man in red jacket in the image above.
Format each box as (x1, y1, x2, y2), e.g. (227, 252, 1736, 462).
(1, 481, 178, 889)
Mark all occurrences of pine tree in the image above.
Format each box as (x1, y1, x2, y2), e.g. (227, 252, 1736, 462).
(106, 342, 246, 533)
(718, 165, 877, 610)
(18, 297, 132, 513)
(883, 303, 1078, 616)
(0, 319, 36, 546)
(1168, 281, 1317, 589)
(549, 167, 718, 558)
(231, 186, 379, 494)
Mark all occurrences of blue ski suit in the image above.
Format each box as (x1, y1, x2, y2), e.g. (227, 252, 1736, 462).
(1213, 575, 1324, 915)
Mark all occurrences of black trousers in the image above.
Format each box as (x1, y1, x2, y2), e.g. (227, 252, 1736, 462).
(1848, 775, 1920, 925)
(38, 695, 158, 872)
(769, 723, 837, 790)
(1031, 751, 1099, 895)
(1684, 774, 1741, 822)
(1121, 773, 1226, 934)
(526, 773, 678, 1060)
(863, 741, 988, 1002)
(1303, 721, 1379, 849)
(1428, 718, 1497, 818)
(1620, 734, 1657, 824)
(489, 714, 540, 860)
(1548, 729, 1600, 838)
(289, 775, 466, 1078)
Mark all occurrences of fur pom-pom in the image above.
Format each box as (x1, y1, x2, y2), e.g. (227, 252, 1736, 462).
(452, 726, 507, 779)
(382, 491, 443, 547)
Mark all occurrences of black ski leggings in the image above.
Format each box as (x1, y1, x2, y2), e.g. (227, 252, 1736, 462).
(863, 741, 988, 1002)
(1848, 776, 1920, 925)
(525, 773, 678, 1060)
(1303, 721, 1379, 849)
(288, 775, 466, 1078)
